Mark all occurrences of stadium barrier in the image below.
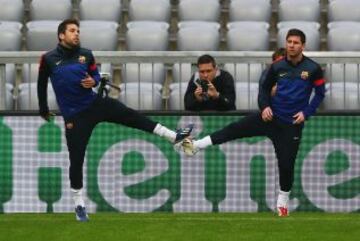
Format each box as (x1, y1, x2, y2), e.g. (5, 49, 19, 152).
(1, 51, 360, 111)
(0, 113, 359, 213)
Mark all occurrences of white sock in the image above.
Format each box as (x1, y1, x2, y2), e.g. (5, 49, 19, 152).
(193, 136, 213, 149)
(153, 124, 176, 142)
(71, 188, 85, 207)
(277, 190, 290, 208)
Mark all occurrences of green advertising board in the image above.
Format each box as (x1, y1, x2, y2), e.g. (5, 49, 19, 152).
(0, 115, 359, 213)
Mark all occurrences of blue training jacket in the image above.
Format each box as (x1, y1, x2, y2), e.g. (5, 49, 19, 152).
(37, 44, 101, 119)
(259, 55, 326, 124)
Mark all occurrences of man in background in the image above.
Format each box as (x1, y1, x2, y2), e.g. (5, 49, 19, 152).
(184, 54, 236, 111)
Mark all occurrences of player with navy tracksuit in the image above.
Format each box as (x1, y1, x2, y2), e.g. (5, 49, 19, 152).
(38, 19, 193, 221)
(175, 29, 326, 216)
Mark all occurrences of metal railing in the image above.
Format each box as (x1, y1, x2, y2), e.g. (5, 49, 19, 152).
(1, 51, 360, 112)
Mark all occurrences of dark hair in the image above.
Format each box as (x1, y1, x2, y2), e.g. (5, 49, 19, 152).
(272, 47, 286, 61)
(57, 19, 80, 41)
(197, 54, 216, 67)
(286, 28, 306, 44)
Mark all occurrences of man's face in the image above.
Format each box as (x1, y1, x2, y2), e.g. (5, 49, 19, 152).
(286, 35, 304, 58)
(59, 24, 80, 48)
(198, 63, 216, 82)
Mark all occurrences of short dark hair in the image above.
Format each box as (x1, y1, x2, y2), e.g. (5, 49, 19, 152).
(197, 54, 216, 67)
(57, 19, 79, 41)
(272, 47, 286, 61)
(286, 28, 306, 44)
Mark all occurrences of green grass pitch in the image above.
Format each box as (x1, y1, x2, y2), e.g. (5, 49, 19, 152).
(0, 213, 359, 241)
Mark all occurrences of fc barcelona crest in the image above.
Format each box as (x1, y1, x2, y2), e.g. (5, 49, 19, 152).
(78, 55, 86, 64)
(301, 71, 309, 80)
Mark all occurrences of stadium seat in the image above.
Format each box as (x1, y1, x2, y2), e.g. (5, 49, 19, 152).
(326, 63, 360, 85)
(124, 21, 168, 86)
(278, 0, 320, 22)
(80, 21, 119, 51)
(327, 22, 360, 51)
(119, 83, 163, 110)
(121, 63, 166, 84)
(178, 0, 220, 22)
(79, 0, 121, 22)
(323, 83, 360, 110)
(2, 83, 14, 110)
(224, 62, 263, 109)
(79, 21, 118, 81)
(227, 21, 269, 51)
(277, 21, 320, 51)
(0, 0, 24, 22)
(227, 21, 270, 30)
(0, 21, 22, 51)
(25, 20, 60, 51)
(328, 21, 360, 30)
(4, 64, 16, 86)
(177, 21, 220, 51)
(129, 0, 171, 22)
(20, 62, 58, 110)
(168, 82, 188, 110)
(224, 63, 264, 84)
(29, 0, 72, 21)
(235, 82, 259, 110)
(0, 22, 22, 88)
(22, 63, 40, 83)
(126, 21, 169, 51)
(277, 21, 320, 30)
(328, 0, 360, 22)
(17, 83, 58, 111)
(229, 0, 271, 22)
(172, 63, 194, 83)
(6, 83, 13, 92)
(169, 62, 193, 110)
(324, 62, 360, 110)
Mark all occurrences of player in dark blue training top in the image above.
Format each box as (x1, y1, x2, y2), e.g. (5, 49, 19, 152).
(38, 19, 193, 222)
(175, 29, 325, 217)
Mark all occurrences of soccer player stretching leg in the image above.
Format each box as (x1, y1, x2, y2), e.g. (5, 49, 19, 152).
(176, 29, 325, 217)
(38, 19, 193, 221)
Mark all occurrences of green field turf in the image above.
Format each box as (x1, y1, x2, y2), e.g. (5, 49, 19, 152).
(0, 213, 359, 241)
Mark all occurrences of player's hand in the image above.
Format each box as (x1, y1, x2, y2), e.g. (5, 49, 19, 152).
(194, 87, 204, 102)
(207, 82, 219, 99)
(293, 111, 305, 124)
(261, 107, 273, 122)
(40, 111, 55, 122)
(81, 73, 95, 88)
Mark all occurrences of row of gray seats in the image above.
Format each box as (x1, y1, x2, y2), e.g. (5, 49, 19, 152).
(0, 20, 118, 51)
(2, 0, 360, 52)
(1, 0, 121, 22)
(3, 0, 360, 23)
(2, 20, 360, 52)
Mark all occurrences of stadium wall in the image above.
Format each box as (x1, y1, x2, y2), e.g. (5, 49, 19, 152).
(0, 113, 359, 213)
